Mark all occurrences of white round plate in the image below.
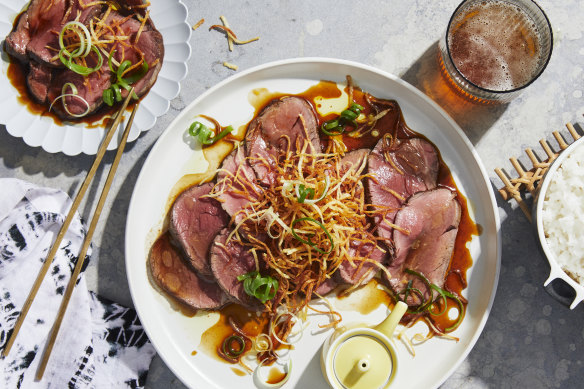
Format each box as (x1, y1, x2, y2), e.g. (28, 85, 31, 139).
(125, 58, 501, 389)
(0, 0, 191, 156)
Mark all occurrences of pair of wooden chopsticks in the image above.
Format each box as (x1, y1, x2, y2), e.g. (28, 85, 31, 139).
(0, 89, 138, 381)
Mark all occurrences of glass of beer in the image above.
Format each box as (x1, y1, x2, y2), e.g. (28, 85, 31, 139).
(439, 0, 553, 104)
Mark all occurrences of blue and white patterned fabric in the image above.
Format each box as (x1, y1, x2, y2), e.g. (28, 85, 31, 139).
(0, 179, 156, 388)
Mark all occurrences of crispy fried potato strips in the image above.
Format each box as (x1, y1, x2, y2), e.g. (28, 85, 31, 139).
(209, 140, 389, 317)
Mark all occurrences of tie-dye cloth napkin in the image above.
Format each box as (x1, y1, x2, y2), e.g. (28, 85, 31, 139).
(0, 178, 156, 388)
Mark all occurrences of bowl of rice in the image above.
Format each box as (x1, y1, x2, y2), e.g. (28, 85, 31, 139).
(535, 135, 584, 309)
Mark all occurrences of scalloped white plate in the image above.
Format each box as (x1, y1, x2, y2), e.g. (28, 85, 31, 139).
(0, 0, 191, 155)
(125, 58, 501, 389)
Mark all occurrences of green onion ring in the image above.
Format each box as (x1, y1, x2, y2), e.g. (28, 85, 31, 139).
(59, 45, 103, 76)
(321, 119, 344, 136)
(123, 61, 149, 84)
(320, 100, 364, 137)
(350, 102, 364, 112)
(49, 92, 91, 118)
(340, 109, 358, 121)
(428, 285, 448, 316)
(401, 268, 466, 332)
(188, 121, 234, 145)
(116, 60, 133, 82)
(222, 334, 245, 358)
(297, 184, 315, 203)
(237, 271, 279, 303)
(301, 175, 330, 205)
(108, 50, 117, 73)
(102, 88, 114, 106)
(59, 21, 92, 58)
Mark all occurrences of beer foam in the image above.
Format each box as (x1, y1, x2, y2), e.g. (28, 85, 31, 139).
(448, 0, 544, 91)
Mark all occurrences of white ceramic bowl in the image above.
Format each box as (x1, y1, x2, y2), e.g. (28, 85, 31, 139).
(534, 136, 584, 309)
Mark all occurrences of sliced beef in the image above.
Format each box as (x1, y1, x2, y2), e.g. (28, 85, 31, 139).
(169, 183, 229, 279)
(128, 29, 164, 97)
(337, 148, 369, 202)
(367, 137, 439, 241)
(216, 146, 262, 224)
(121, 0, 149, 17)
(385, 188, 461, 303)
(340, 149, 369, 175)
(149, 234, 229, 310)
(245, 97, 321, 186)
(336, 240, 387, 286)
(5, 10, 30, 62)
(106, 11, 164, 98)
(16, 0, 65, 66)
(334, 149, 384, 286)
(314, 277, 337, 296)
(25, 1, 103, 67)
(26, 61, 52, 103)
(47, 62, 111, 119)
(209, 228, 263, 309)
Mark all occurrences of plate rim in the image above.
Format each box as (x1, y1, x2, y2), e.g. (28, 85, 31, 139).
(125, 57, 502, 389)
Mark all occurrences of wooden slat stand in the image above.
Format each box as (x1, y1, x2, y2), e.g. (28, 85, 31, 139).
(495, 122, 581, 222)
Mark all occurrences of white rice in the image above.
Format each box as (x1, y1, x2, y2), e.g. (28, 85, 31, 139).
(542, 142, 584, 285)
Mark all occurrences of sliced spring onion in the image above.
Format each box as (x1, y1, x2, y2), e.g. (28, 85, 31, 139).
(295, 175, 330, 205)
(108, 50, 117, 73)
(112, 85, 122, 102)
(280, 181, 295, 198)
(290, 217, 334, 255)
(48, 82, 91, 118)
(188, 121, 234, 145)
(116, 60, 132, 80)
(320, 101, 364, 137)
(59, 45, 103, 76)
(103, 53, 149, 105)
(396, 268, 465, 333)
(254, 334, 273, 353)
(62, 82, 77, 95)
(102, 88, 114, 106)
(49, 93, 91, 118)
(270, 309, 307, 346)
(296, 184, 315, 203)
(222, 334, 246, 358)
(59, 21, 92, 58)
(237, 271, 279, 303)
(320, 119, 344, 136)
(102, 84, 123, 107)
(58, 21, 102, 75)
(123, 60, 149, 83)
(340, 109, 358, 121)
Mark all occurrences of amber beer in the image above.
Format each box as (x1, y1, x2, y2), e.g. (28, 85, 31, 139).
(439, 0, 553, 103)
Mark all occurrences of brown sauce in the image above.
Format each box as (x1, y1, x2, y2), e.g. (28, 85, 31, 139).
(7, 58, 137, 127)
(335, 279, 393, 315)
(199, 305, 270, 364)
(231, 367, 247, 377)
(266, 367, 288, 384)
(154, 78, 479, 369)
